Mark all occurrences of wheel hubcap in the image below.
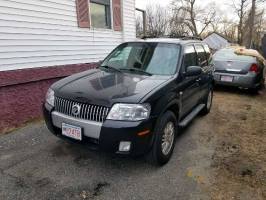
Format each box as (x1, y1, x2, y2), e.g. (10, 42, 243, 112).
(207, 91, 212, 110)
(161, 122, 175, 156)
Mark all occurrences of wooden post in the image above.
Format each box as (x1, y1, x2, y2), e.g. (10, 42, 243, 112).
(136, 8, 146, 37)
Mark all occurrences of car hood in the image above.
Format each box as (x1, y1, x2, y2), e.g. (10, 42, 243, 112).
(52, 68, 172, 107)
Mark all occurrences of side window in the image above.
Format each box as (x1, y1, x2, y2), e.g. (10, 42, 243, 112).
(183, 45, 197, 71)
(203, 44, 211, 64)
(195, 44, 208, 67)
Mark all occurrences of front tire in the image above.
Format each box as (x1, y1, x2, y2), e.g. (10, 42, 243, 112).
(147, 111, 177, 166)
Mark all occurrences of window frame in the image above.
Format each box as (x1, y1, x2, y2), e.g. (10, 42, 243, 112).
(90, 0, 112, 29)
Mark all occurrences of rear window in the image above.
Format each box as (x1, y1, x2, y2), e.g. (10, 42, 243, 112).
(213, 49, 255, 62)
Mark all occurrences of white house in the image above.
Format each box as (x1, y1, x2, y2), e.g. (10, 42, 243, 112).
(0, 0, 136, 133)
(203, 32, 230, 51)
(0, 0, 136, 71)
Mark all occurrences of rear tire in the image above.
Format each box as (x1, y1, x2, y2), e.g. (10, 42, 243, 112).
(249, 79, 264, 94)
(147, 111, 177, 166)
(201, 87, 213, 115)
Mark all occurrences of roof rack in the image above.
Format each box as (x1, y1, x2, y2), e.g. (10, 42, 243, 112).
(177, 36, 202, 41)
(141, 35, 202, 41)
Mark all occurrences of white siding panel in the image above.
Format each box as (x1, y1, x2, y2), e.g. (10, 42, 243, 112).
(4, 0, 75, 11)
(0, 45, 118, 52)
(0, 0, 136, 71)
(122, 0, 136, 42)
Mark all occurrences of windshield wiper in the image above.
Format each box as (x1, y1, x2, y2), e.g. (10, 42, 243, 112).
(100, 65, 123, 73)
(120, 68, 152, 76)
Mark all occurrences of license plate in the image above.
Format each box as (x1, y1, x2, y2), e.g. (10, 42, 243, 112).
(221, 75, 233, 82)
(62, 123, 82, 141)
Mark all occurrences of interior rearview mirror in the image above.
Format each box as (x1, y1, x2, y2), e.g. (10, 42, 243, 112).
(186, 66, 202, 76)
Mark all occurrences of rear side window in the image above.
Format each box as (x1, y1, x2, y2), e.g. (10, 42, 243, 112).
(195, 44, 208, 67)
(203, 44, 211, 63)
(183, 45, 197, 70)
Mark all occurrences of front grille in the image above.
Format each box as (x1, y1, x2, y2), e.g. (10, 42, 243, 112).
(54, 97, 109, 122)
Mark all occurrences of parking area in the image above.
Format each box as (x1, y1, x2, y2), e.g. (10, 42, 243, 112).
(0, 87, 265, 200)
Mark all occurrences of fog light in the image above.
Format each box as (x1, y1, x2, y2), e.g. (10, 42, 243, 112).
(119, 141, 131, 152)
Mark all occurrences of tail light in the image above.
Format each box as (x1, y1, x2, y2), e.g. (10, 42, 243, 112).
(249, 64, 259, 73)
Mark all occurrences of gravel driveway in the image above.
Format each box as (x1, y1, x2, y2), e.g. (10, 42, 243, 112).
(0, 87, 265, 200)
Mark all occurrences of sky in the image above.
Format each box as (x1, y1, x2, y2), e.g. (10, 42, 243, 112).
(136, 0, 236, 20)
(136, 0, 172, 9)
(135, 0, 266, 21)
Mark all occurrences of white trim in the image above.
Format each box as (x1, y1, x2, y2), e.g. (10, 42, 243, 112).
(110, 0, 114, 30)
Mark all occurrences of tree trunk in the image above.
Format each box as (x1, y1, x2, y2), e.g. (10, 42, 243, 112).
(247, 0, 256, 48)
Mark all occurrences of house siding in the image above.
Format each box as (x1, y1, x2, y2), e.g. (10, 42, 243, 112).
(122, 0, 136, 41)
(0, 0, 136, 71)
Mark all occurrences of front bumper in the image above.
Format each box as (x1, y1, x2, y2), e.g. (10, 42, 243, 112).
(43, 103, 156, 156)
(214, 72, 260, 89)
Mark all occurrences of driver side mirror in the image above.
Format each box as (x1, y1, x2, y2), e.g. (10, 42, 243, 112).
(186, 66, 202, 76)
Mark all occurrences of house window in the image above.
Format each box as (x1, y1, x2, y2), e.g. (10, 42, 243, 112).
(90, 0, 111, 29)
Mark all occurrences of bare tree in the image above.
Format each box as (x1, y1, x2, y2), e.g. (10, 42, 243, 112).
(232, 0, 249, 45)
(243, 0, 265, 48)
(171, 0, 216, 37)
(145, 4, 168, 37)
(247, 0, 256, 47)
(219, 18, 238, 42)
(168, 8, 190, 37)
(253, 9, 266, 48)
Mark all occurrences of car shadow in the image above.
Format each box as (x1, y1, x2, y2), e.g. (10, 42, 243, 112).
(50, 139, 159, 171)
(214, 84, 266, 96)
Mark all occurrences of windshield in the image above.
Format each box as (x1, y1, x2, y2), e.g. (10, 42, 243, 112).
(213, 48, 255, 62)
(101, 42, 181, 75)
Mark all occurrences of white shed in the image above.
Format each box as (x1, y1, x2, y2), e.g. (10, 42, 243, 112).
(203, 32, 230, 51)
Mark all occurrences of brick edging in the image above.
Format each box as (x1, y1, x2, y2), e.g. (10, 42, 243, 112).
(0, 62, 98, 87)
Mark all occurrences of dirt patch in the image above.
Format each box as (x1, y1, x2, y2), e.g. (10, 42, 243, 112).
(0, 117, 44, 135)
(78, 182, 110, 199)
(208, 87, 266, 200)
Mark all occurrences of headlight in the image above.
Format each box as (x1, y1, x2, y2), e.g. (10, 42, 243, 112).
(45, 88, 54, 106)
(107, 103, 151, 121)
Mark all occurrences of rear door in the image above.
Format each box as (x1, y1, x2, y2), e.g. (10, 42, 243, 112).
(179, 45, 201, 118)
(195, 43, 212, 99)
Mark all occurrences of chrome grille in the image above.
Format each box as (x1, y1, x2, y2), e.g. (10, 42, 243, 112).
(54, 97, 109, 122)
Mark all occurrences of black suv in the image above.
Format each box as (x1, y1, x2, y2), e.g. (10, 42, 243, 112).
(43, 38, 214, 165)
